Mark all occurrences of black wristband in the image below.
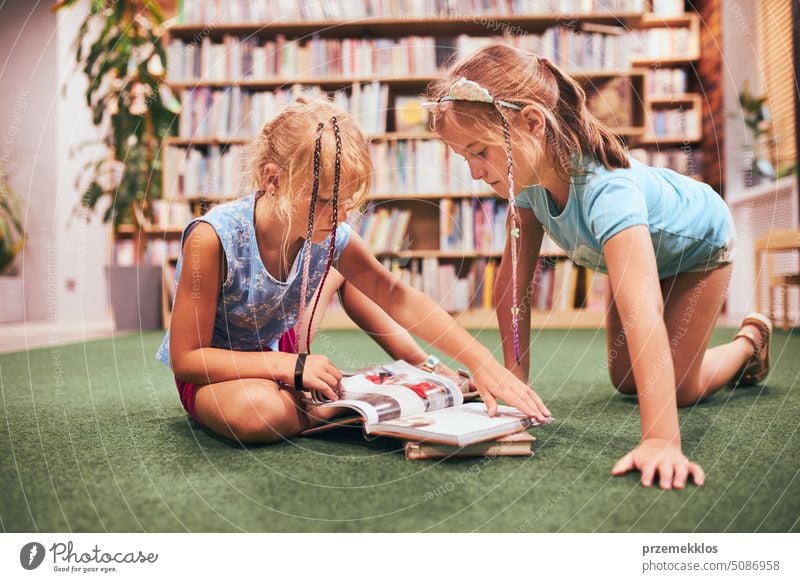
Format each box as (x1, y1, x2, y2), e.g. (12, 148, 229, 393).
(294, 353, 307, 391)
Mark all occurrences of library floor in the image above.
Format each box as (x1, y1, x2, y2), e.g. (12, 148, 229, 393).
(1, 328, 798, 533)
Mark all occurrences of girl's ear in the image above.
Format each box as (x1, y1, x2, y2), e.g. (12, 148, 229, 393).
(263, 162, 280, 193)
(520, 105, 546, 139)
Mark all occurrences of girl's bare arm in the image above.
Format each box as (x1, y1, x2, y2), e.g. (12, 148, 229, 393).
(494, 207, 544, 382)
(337, 231, 551, 420)
(603, 225, 704, 488)
(169, 223, 340, 399)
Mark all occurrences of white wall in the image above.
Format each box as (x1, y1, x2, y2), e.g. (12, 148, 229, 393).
(0, 0, 110, 324)
(722, 0, 799, 323)
(721, 0, 764, 322)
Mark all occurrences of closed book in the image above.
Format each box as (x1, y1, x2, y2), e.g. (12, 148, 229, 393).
(404, 431, 535, 460)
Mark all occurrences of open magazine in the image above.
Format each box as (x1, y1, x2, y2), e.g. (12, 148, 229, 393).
(303, 360, 551, 447)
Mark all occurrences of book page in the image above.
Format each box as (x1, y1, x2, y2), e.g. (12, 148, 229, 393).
(314, 360, 464, 425)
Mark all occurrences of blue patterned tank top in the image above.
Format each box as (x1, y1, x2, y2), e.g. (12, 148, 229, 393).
(156, 193, 351, 367)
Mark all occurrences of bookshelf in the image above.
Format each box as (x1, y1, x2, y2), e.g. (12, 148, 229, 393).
(150, 0, 706, 330)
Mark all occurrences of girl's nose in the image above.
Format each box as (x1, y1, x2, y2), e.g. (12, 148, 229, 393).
(468, 159, 486, 182)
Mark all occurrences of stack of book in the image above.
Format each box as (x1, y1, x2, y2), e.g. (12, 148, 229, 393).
(404, 431, 535, 460)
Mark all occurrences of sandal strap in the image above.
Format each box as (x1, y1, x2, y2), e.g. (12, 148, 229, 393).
(733, 329, 762, 355)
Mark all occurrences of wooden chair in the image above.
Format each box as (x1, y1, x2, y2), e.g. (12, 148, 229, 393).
(755, 229, 800, 331)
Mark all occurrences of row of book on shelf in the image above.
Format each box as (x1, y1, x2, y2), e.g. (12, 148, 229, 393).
(348, 205, 414, 254)
(159, 141, 702, 227)
(164, 138, 496, 199)
(646, 68, 688, 96)
(114, 239, 183, 267)
(345, 197, 511, 255)
(167, 24, 696, 85)
(647, 107, 700, 140)
(628, 147, 699, 177)
(174, 74, 693, 146)
(439, 198, 506, 254)
(325, 255, 609, 314)
(164, 144, 248, 199)
(177, 82, 392, 139)
(174, 0, 682, 26)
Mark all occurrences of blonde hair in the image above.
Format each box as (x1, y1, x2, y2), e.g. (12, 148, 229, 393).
(426, 42, 629, 182)
(247, 96, 372, 228)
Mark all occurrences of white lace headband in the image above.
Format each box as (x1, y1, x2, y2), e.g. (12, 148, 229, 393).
(431, 77, 524, 111)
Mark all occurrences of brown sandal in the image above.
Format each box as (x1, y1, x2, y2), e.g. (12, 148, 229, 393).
(731, 312, 772, 386)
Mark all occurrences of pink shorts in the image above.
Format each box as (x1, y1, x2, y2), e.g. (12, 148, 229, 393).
(175, 329, 299, 427)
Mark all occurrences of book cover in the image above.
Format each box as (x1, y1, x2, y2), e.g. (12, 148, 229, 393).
(404, 430, 535, 460)
(394, 96, 428, 132)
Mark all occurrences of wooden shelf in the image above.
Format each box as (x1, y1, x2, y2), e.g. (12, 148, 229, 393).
(115, 225, 184, 238)
(163, 192, 497, 202)
(158, 8, 704, 332)
(375, 249, 566, 259)
(166, 12, 646, 40)
(368, 192, 495, 200)
(630, 55, 700, 67)
(168, 75, 439, 90)
(646, 93, 702, 105)
(376, 250, 503, 259)
(167, 69, 648, 90)
(640, 134, 702, 145)
(165, 132, 438, 146)
(320, 307, 604, 330)
(639, 13, 698, 28)
(166, 126, 643, 147)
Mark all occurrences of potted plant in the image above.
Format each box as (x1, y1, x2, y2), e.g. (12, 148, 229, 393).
(0, 163, 26, 322)
(738, 80, 776, 186)
(54, 0, 179, 330)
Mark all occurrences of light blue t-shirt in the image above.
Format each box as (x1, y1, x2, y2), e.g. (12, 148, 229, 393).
(156, 193, 351, 368)
(515, 156, 736, 278)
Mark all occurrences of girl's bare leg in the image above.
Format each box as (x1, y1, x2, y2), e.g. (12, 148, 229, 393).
(607, 264, 758, 406)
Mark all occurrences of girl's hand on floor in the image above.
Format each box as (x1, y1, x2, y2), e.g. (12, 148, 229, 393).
(612, 438, 705, 489)
(301, 355, 343, 401)
(471, 361, 551, 422)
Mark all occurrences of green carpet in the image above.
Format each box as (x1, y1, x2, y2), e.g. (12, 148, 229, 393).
(1, 328, 798, 532)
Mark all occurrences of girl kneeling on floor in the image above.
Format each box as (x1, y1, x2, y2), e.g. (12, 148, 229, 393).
(426, 43, 772, 489)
